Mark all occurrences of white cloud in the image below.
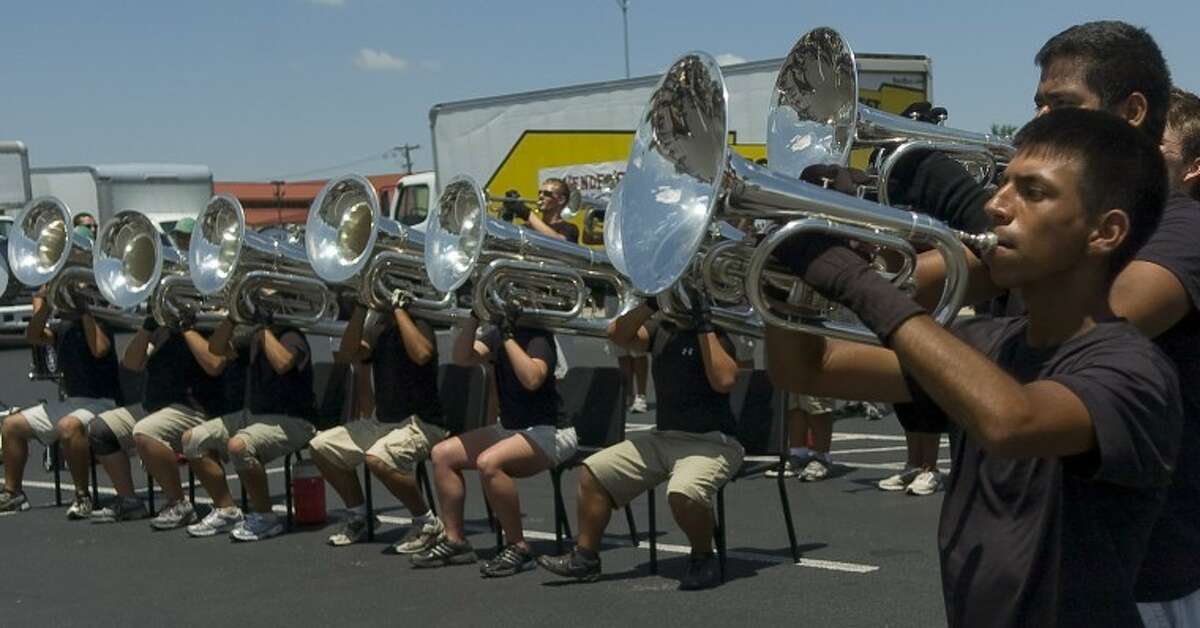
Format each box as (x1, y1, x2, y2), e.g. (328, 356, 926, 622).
(354, 48, 408, 72)
(715, 53, 747, 66)
(307, 0, 346, 6)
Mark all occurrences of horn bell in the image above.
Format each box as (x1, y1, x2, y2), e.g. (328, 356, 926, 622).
(93, 210, 163, 309)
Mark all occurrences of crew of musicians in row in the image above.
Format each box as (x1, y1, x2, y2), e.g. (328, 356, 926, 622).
(3, 18, 1200, 628)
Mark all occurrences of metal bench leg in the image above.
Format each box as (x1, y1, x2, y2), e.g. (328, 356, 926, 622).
(648, 489, 657, 575)
(284, 453, 294, 532)
(417, 461, 437, 517)
(90, 452, 100, 504)
(146, 470, 155, 513)
(624, 505, 639, 547)
(552, 468, 566, 553)
(363, 462, 375, 541)
(240, 484, 248, 513)
(777, 472, 799, 562)
(716, 488, 727, 582)
(187, 467, 196, 504)
(52, 443, 63, 507)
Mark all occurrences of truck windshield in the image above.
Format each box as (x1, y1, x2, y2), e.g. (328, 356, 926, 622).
(397, 184, 429, 226)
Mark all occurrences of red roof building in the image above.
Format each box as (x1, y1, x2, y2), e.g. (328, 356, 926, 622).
(215, 173, 408, 225)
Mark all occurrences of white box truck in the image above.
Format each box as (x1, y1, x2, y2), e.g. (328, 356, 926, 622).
(390, 52, 933, 244)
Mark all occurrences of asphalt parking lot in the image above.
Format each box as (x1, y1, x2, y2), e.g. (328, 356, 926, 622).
(0, 333, 951, 627)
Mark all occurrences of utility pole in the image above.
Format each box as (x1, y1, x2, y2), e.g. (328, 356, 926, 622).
(616, 0, 630, 78)
(392, 144, 420, 174)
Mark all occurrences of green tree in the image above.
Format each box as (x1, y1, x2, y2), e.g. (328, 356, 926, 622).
(991, 123, 1019, 140)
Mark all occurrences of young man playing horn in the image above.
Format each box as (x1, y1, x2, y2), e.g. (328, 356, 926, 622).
(412, 301, 576, 577)
(505, 178, 580, 243)
(891, 23, 1200, 623)
(770, 109, 1179, 627)
(89, 307, 242, 523)
(310, 290, 452, 551)
(0, 288, 121, 516)
(179, 313, 320, 541)
(539, 284, 743, 590)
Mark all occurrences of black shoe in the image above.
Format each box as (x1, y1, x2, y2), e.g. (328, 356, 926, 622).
(411, 538, 478, 568)
(480, 543, 535, 578)
(679, 552, 721, 590)
(536, 547, 601, 581)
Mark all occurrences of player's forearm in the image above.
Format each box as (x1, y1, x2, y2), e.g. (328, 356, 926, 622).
(698, 333, 737, 393)
(183, 329, 228, 376)
(503, 340, 548, 390)
(394, 308, 434, 365)
(607, 304, 654, 348)
(260, 329, 298, 374)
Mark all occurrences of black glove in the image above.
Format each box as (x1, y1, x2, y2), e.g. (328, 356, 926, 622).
(142, 315, 160, 333)
(886, 152, 992, 234)
(641, 297, 660, 313)
(175, 303, 197, 331)
(801, 164, 873, 197)
(900, 101, 948, 124)
(682, 283, 714, 334)
(390, 288, 413, 310)
(508, 202, 531, 221)
(774, 235, 925, 345)
(252, 307, 275, 328)
(498, 298, 523, 340)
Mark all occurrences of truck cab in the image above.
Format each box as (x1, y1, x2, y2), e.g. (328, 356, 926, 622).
(384, 171, 435, 230)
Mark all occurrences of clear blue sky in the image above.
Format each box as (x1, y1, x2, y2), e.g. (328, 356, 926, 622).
(3, 0, 1197, 181)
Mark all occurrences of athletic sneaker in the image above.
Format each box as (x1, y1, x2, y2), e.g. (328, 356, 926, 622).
(799, 458, 832, 482)
(764, 456, 803, 479)
(411, 538, 478, 568)
(877, 467, 922, 492)
(906, 470, 943, 496)
(150, 500, 197, 530)
(391, 517, 445, 554)
(864, 403, 886, 421)
(91, 497, 149, 523)
(187, 507, 244, 538)
(536, 547, 601, 582)
(679, 552, 721, 590)
(230, 513, 284, 542)
(480, 543, 535, 578)
(328, 514, 369, 547)
(630, 395, 648, 414)
(0, 490, 30, 515)
(66, 493, 94, 520)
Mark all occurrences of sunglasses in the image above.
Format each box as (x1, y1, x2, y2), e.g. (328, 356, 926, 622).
(538, 189, 560, 198)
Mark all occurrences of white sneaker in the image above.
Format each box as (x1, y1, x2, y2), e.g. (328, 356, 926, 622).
(877, 467, 921, 492)
(230, 512, 284, 542)
(187, 507, 244, 537)
(392, 516, 445, 554)
(630, 395, 648, 414)
(799, 458, 832, 482)
(906, 470, 943, 496)
(66, 493, 94, 520)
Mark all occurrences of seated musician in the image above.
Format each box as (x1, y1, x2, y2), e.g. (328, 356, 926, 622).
(309, 290, 453, 552)
(179, 312, 321, 542)
(538, 283, 743, 591)
(0, 285, 121, 517)
(412, 299, 576, 577)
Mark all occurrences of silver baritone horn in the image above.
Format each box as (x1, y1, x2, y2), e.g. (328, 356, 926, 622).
(769, 26, 1014, 208)
(305, 174, 465, 324)
(425, 175, 639, 336)
(617, 51, 978, 345)
(190, 194, 341, 335)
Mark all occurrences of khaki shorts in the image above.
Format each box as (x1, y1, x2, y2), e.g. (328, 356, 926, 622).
(130, 404, 209, 452)
(183, 413, 315, 469)
(584, 430, 744, 509)
(8, 397, 115, 446)
(309, 416, 448, 474)
(96, 404, 151, 454)
(490, 422, 578, 466)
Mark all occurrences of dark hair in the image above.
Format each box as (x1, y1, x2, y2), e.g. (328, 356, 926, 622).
(1013, 108, 1167, 273)
(1035, 21, 1171, 143)
(543, 177, 570, 200)
(1169, 87, 1200, 167)
(72, 212, 95, 226)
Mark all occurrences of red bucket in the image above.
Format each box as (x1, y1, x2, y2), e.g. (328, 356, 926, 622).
(291, 459, 326, 525)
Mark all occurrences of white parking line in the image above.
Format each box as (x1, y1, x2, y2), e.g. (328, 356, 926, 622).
(839, 459, 952, 471)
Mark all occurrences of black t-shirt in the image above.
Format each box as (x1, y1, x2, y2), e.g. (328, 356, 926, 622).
(368, 315, 446, 428)
(248, 326, 317, 420)
(480, 327, 565, 429)
(903, 316, 1181, 628)
(54, 318, 122, 403)
(648, 321, 737, 436)
(143, 330, 200, 412)
(549, 221, 580, 244)
(1130, 192, 1200, 601)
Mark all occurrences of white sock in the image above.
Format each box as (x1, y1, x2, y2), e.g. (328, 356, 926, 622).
(218, 506, 241, 516)
(813, 451, 832, 463)
(348, 504, 367, 517)
(789, 447, 811, 459)
(413, 509, 434, 525)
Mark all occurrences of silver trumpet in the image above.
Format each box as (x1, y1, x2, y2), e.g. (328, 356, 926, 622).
(306, 174, 467, 325)
(425, 175, 640, 336)
(768, 26, 1014, 207)
(190, 194, 342, 336)
(617, 50, 986, 345)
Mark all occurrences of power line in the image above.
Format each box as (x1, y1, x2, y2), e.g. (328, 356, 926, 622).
(272, 148, 404, 180)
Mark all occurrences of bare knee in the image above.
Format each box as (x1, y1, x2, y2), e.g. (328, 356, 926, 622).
(364, 454, 390, 476)
(227, 436, 250, 460)
(667, 491, 709, 515)
(2, 414, 29, 439)
(476, 451, 502, 480)
(430, 440, 457, 469)
(579, 467, 615, 509)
